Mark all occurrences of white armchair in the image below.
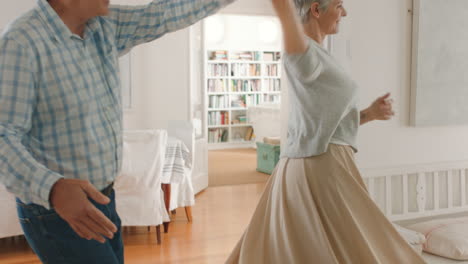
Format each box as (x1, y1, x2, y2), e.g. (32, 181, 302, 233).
(114, 129, 170, 244)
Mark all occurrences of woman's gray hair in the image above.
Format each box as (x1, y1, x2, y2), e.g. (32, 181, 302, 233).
(293, 0, 332, 23)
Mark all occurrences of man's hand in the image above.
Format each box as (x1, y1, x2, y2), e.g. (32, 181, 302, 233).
(49, 179, 118, 243)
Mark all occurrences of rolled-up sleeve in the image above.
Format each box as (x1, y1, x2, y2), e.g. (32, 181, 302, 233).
(107, 0, 235, 55)
(0, 38, 63, 208)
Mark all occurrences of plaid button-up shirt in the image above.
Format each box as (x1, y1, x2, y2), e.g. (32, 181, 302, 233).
(0, 0, 232, 208)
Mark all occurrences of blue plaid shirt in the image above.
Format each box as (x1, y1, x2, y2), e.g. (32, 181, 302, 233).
(0, 0, 233, 208)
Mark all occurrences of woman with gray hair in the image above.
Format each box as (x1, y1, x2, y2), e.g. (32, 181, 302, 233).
(226, 0, 426, 263)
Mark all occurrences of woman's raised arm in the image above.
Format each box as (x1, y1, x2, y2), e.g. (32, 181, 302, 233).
(272, 0, 308, 54)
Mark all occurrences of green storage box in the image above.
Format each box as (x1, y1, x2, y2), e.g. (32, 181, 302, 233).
(256, 142, 281, 174)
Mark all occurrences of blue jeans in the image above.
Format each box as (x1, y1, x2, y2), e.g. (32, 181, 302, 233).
(16, 190, 123, 264)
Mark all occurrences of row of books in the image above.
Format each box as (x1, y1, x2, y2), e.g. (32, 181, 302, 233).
(231, 64, 261, 77)
(208, 111, 229, 126)
(208, 95, 229, 109)
(208, 50, 228, 61)
(207, 64, 229, 77)
(263, 52, 281, 62)
(208, 128, 228, 143)
(231, 80, 261, 92)
(263, 94, 281, 103)
(231, 115, 247, 124)
(207, 79, 227, 93)
(230, 94, 260, 108)
(246, 94, 261, 106)
(230, 51, 261, 61)
(231, 127, 255, 142)
(263, 79, 281, 92)
(207, 64, 279, 77)
(208, 51, 281, 62)
(265, 64, 280, 76)
(208, 80, 280, 93)
(230, 98, 247, 108)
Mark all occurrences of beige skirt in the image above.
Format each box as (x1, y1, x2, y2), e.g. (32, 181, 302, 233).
(226, 144, 426, 264)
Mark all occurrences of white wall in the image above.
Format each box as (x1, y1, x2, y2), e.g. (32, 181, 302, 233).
(220, 0, 274, 16)
(109, 0, 192, 130)
(0, 1, 35, 30)
(123, 30, 191, 130)
(341, 0, 468, 168)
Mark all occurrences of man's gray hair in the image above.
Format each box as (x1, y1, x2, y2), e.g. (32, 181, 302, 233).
(293, 0, 332, 23)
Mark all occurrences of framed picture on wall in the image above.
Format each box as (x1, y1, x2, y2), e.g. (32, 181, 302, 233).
(119, 52, 132, 110)
(410, 0, 468, 126)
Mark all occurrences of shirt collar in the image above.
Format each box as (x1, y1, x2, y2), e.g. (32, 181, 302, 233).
(36, 0, 73, 42)
(36, 0, 100, 42)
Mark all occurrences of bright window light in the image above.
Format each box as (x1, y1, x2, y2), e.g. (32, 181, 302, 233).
(205, 16, 225, 43)
(258, 19, 279, 44)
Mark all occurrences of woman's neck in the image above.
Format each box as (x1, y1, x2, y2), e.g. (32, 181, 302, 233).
(302, 20, 326, 45)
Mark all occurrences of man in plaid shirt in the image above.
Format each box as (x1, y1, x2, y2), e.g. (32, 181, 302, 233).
(0, 0, 234, 262)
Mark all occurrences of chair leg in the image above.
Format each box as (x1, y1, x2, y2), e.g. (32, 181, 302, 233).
(171, 209, 177, 215)
(185, 206, 193, 222)
(156, 225, 161, 245)
(147, 226, 151, 232)
(162, 184, 171, 214)
(163, 222, 170, 233)
(162, 184, 172, 230)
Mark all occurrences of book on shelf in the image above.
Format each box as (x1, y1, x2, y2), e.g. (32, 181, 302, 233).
(263, 79, 281, 92)
(231, 79, 261, 92)
(263, 52, 274, 61)
(216, 111, 229, 125)
(209, 111, 227, 126)
(208, 64, 229, 76)
(239, 54, 252, 60)
(231, 64, 261, 77)
(263, 51, 281, 61)
(209, 95, 229, 108)
(224, 112, 229, 124)
(231, 51, 261, 61)
(244, 127, 254, 141)
(237, 115, 247, 124)
(231, 96, 247, 108)
(209, 50, 228, 61)
(208, 79, 227, 93)
(208, 128, 228, 143)
(266, 64, 279, 76)
(221, 129, 228, 142)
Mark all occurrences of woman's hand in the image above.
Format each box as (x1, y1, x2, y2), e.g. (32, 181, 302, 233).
(360, 93, 395, 125)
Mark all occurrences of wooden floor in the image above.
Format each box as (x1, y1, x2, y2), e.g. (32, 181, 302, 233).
(209, 148, 270, 186)
(0, 183, 266, 264)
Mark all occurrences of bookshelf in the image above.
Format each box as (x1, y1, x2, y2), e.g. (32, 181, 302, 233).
(205, 50, 282, 148)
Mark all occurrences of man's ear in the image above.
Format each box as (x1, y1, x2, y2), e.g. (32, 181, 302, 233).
(310, 2, 321, 19)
